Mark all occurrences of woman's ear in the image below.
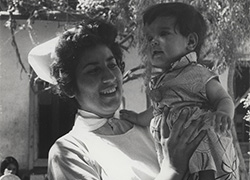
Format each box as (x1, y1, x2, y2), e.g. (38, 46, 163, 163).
(187, 33, 198, 51)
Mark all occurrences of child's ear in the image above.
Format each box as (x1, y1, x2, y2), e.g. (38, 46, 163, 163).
(187, 33, 198, 51)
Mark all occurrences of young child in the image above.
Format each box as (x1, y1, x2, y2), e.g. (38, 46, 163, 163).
(0, 156, 19, 177)
(120, 2, 239, 180)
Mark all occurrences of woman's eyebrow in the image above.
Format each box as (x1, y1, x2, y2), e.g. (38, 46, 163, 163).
(81, 55, 115, 70)
(106, 56, 115, 62)
(82, 62, 99, 70)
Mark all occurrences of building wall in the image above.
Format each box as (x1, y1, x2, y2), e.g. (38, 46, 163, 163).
(0, 17, 71, 172)
(1, 18, 31, 170)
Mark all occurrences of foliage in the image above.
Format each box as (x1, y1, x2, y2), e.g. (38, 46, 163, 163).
(3, 0, 250, 68)
(2, 0, 138, 50)
(196, 0, 250, 74)
(1, 0, 79, 15)
(241, 93, 250, 139)
(76, 0, 138, 50)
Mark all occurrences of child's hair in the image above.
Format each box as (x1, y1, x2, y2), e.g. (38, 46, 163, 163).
(0, 156, 19, 175)
(143, 2, 207, 58)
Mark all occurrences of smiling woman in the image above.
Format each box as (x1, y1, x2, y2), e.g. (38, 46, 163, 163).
(72, 45, 123, 118)
(50, 19, 125, 118)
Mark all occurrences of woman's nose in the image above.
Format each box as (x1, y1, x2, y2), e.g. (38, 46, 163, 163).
(102, 69, 116, 83)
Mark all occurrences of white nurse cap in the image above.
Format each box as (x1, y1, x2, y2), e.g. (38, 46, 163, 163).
(28, 36, 59, 85)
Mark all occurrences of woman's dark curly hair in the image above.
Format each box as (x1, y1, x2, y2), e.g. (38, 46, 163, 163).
(51, 18, 125, 98)
(0, 156, 19, 175)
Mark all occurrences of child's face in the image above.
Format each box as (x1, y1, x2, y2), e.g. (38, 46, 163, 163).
(3, 163, 17, 175)
(144, 16, 189, 70)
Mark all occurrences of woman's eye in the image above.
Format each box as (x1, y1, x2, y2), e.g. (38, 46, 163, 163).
(87, 67, 100, 74)
(108, 63, 118, 69)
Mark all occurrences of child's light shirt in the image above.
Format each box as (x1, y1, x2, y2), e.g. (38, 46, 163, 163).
(48, 109, 166, 180)
(149, 52, 239, 180)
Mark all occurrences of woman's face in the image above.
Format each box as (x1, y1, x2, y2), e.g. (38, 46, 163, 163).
(3, 163, 17, 175)
(74, 45, 123, 118)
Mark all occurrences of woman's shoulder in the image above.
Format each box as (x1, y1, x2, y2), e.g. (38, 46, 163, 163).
(49, 131, 89, 159)
(47, 132, 103, 180)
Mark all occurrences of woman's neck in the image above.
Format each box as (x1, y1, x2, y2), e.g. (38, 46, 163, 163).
(79, 108, 115, 119)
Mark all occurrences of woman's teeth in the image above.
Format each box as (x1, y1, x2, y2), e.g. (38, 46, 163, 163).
(101, 87, 116, 95)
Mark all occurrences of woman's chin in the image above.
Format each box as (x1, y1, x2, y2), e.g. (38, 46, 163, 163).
(103, 97, 122, 112)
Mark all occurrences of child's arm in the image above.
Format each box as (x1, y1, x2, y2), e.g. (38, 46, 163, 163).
(206, 78, 234, 132)
(120, 106, 154, 126)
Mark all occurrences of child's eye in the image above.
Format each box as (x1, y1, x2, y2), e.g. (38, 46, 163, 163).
(146, 35, 153, 42)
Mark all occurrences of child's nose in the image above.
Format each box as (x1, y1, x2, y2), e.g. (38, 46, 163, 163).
(151, 38, 159, 46)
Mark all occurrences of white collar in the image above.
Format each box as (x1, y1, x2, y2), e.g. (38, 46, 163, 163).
(150, 52, 197, 89)
(74, 109, 119, 132)
(170, 52, 197, 71)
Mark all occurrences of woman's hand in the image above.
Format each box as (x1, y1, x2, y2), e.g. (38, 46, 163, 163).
(160, 108, 207, 179)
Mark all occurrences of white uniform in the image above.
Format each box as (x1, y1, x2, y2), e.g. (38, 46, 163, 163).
(48, 110, 164, 180)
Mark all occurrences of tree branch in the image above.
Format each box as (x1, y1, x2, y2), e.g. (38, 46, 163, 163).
(235, 87, 250, 108)
(9, 11, 28, 74)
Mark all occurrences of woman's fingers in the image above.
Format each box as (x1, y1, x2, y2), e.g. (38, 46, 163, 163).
(186, 130, 206, 157)
(160, 113, 169, 139)
(180, 119, 207, 158)
(160, 107, 170, 139)
(169, 108, 189, 140)
(160, 107, 207, 175)
(181, 120, 201, 142)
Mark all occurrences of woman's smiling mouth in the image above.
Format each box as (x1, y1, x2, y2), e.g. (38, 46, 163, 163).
(100, 86, 117, 95)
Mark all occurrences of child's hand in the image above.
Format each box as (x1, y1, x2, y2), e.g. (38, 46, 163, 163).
(211, 111, 232, 133)
(120, 109, 138, 124)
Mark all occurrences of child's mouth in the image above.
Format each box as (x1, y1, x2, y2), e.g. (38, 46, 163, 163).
(152, 51, 164, 57)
